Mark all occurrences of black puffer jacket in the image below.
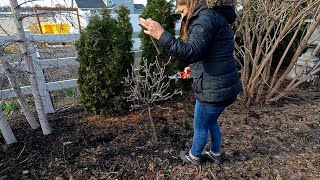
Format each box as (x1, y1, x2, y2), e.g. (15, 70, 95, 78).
(158, 3, 241, 106)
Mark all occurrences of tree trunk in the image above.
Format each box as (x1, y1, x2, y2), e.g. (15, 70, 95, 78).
(1, 59, 40, 129)
(148, 105, 158, 143)
(0, 108, 17, 144)
(9, 0, 51, 135)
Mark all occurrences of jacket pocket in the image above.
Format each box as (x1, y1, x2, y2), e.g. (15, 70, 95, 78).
(192, 70, 203, 93)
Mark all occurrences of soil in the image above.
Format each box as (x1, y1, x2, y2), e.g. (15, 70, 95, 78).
(0, 88, 320, 179)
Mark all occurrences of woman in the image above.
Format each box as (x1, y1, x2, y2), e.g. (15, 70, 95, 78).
(139, 0, 241, 166)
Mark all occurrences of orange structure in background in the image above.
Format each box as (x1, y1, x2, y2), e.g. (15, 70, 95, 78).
(33, 7, 82, 34)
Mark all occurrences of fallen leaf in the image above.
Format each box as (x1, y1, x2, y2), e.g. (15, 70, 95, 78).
(148, 162, 156, 172)
(276, 175, 282, 180)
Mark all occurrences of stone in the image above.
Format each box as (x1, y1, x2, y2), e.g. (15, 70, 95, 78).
(287, 24, 320, 81)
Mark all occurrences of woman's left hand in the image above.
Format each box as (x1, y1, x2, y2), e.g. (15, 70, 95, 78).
(139, 17, 164, 40)
(182, 67, 192, 79)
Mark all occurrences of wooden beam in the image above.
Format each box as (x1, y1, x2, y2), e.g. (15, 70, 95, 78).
(34, 7, 78, 12)
(0, 79, 78, 100)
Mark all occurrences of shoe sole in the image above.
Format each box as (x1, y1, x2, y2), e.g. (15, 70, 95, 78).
(202, 151, 223, 164)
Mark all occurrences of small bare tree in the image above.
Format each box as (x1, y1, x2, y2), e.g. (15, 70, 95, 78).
(235, 0, 320, 106)
(124, 57, 182, 143)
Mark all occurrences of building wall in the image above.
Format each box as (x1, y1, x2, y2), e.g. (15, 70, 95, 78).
(112, 0, 134, 13)
(133, 9, 143, 14)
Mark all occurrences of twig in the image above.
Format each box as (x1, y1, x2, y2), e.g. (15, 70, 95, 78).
(56, 106, 73, 113)
(0, 25, 10, 36)
(17, 143, 26, 159)
(0, 167, 10, 175)
(16, 0, 42, 8)
(139, 108, 148, 117)
(150, 36, 161, 54)
(19, 12, 47, 20)
(18, 152, 39, 165)
(155, 105, 172, 112)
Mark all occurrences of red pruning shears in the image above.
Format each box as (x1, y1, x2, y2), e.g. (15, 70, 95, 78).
(168, 69, 192, 79)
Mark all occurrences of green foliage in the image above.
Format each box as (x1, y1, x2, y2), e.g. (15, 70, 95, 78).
(297, 131, 313, 142)
(76, 7, 134, 115)
(140, 0, 189, 90)
(0, 100, 20, 115)
(1, 143, 12, 152)
(140, 0, 178, 61)
(117, 5, 134, 53)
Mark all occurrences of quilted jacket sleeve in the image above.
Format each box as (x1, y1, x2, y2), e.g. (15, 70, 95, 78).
(157, 11, 218, 64)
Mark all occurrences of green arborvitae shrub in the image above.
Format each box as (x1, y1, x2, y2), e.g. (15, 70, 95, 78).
(116, 5, 134, 65)
(76, 7, 134, 115)
(140, 0, 189, 90)
(140, 0, 177, 61)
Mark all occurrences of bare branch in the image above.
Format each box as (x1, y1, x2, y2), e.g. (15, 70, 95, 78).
(16, 0, 42, 8)
(236, 0, 320, 106)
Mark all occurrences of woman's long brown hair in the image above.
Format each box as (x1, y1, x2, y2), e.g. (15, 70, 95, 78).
(177, 0, 206, 42)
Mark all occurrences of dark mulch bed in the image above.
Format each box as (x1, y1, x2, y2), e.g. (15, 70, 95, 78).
(1, 89, 320, 179)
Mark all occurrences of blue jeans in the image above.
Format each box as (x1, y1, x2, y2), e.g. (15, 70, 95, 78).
(190, 100, 225, 157)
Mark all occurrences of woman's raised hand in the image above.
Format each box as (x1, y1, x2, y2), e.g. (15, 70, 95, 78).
(139, 17, 164, 40)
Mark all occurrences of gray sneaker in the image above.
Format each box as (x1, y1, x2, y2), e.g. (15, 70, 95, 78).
(201, 151, 223, 164)
(179, 151, 202, 166)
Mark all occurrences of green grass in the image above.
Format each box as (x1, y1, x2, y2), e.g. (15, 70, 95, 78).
(297, 131, 313, 142)
(255, 130, 266, 138)
(0, 100, 21, 114)
(1, 143, 12, 152)
(49, 88, 80, 108)
(50, 88, 79, 99)
(0, 88, 80, 117)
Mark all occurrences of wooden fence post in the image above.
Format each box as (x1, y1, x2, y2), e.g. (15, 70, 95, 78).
(25, 30, 55, 114)
(0, 108, 17, 144)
